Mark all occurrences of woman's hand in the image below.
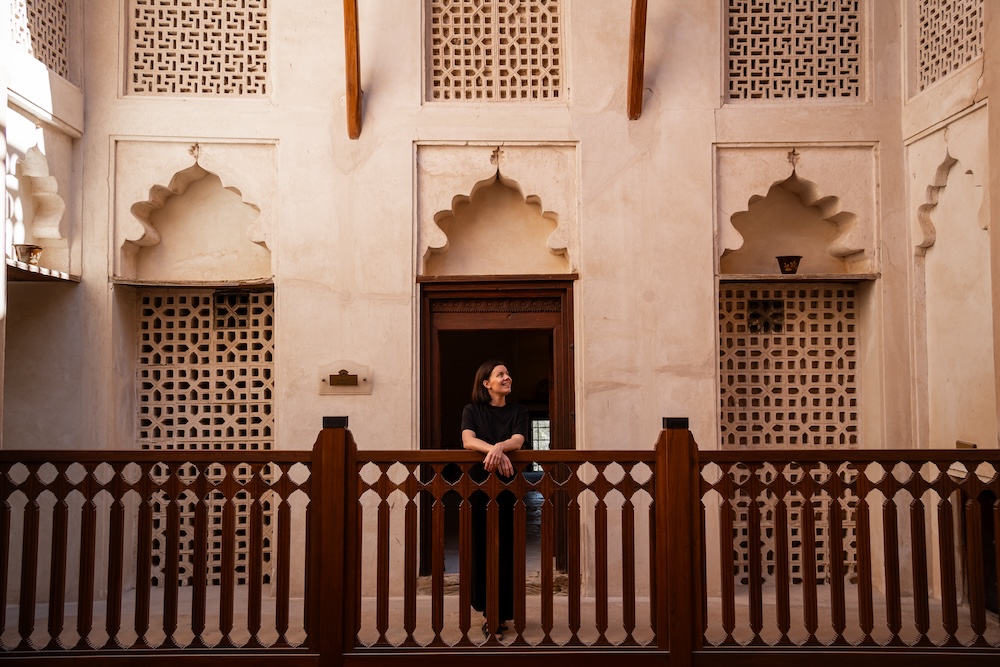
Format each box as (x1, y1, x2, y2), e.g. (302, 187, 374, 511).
(483, 443, 514, 476)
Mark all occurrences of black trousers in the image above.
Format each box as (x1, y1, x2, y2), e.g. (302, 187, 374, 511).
(470, 488, 516, 621)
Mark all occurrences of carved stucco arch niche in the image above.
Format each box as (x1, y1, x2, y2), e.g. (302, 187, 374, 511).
(114, 140, 276, 282)
(417, 144, 577, 276)
(715, 145, 876, 275)
(907, 108, 993, 452)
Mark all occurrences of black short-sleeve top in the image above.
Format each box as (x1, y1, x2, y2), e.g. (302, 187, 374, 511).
(461, 402, 529, 446)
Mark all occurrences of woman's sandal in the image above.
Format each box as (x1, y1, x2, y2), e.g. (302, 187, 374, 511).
(481, 621, 504, 641)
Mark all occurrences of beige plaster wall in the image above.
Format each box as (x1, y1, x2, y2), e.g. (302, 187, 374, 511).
(1, 0, 924, 457)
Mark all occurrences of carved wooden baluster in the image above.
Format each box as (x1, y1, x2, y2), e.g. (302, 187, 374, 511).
(719, 465, 736, 644)
(218, 463, 237, 647)
(800, 466, 819, 644)
(540, 469, 555, 644)
(747, 464, 764, 643)
(162, 469, 182, 647)
(458, 466, 473, 644)
(594, 464, 610, 644)
(621, 471, 637, 643)
(133, 464, 153, 648)
(937, 494, 958, 644)
(963, 492, 986, 642)
(567, 470, 582, 643)
(16, 466, 40, 650)
(273, 474, 292, 645)
(430, 472, 447, 645)
(909, 492, 930, 644)
(648, 495, 657, 640)
(402, 466, 418, 645)
(773, 468, 791, 644)
(827, 474, 847, 643)
(190, 464, 209, 648)
(76, 464, 97, 647)
(0, 473, 9, 640)
(375, 466, 390, 645)
(103, 463, 126, 649)
(512, 474, 527, 645)
(246, 471, 265, 647)
(856, 465, 875, 644)
(882, 483, 903, 644)
(46, 463, 69, 649)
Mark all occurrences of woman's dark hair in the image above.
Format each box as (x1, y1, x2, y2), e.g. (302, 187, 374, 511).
(471, 359, 507, 404)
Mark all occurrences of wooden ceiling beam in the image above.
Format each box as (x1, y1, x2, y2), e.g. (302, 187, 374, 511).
(627, 0, 648, 120)
(344, 0, 362, 139)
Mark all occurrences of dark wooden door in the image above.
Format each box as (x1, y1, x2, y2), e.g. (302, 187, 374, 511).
(418, 276, 576, 574)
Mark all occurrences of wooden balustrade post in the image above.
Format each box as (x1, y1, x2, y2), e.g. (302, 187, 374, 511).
(310, 417, 353, 666)
(661, 418, 701, 667)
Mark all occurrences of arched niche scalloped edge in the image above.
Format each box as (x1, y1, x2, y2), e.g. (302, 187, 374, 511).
(725, 170, 863, 262)
(916, 150, 987, 254)
(124, 161, 264, 253)
(16, 145, 66, 241)
(423, 171, 568, 272)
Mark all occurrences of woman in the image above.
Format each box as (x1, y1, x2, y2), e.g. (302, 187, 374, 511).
(461, 360, 528, 641)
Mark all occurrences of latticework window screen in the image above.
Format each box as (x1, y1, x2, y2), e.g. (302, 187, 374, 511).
(126, 0, 269, 96)
(138, 289, 275, 586)
(917, 0, 984, 92)
(427, 0, 562, 101)
(728, 463, 858, 586)
(719, 284, 859, 449)
(725, 0, 863, 101)
(10, 0, 69, 80)
(719, 284, 860, 584)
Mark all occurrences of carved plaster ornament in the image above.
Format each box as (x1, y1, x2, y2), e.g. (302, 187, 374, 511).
(17, 145, 66, 241)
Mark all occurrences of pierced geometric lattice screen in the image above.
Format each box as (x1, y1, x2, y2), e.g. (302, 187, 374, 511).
(917, 0, 984, 92)
(126, 0, 269, 96)
(725, 0, 863, 101)
(138, 289, 275, 586)
(719, 284, 859, 448)
(427, 0, 562, 101)
(724, 463, 859, 587)
(138, 289, 274, 450)
(10, 0, 70, 80)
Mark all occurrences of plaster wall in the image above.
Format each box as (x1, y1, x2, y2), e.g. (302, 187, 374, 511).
(1, 0, 921, 456)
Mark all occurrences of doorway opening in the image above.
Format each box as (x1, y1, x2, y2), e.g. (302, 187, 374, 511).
(419, 277, 575, 577)
(437, 329, 552, 574)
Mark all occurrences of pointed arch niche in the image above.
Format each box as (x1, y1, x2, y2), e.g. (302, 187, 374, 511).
(114, 140, 276, 283)
(417, 143, 577, 276)
(716, 145, 877, 277)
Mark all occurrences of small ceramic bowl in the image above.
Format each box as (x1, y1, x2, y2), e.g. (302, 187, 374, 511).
(776, 255, 801, 275)
(13, 244, 42, 266)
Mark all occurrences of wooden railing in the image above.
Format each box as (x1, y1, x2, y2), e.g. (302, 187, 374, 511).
(2, 423, 999, 666)
(697, 448, 1000, 665)
(0, 447, 318, 665)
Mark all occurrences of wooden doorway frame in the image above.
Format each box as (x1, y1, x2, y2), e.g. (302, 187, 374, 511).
(418, 275, 577, 575)
(419, 275, 577, 453)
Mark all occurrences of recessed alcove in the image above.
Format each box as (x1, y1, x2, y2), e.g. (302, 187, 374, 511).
(6, 137, 76, 281)
(715, 145, 877, 279)
(120, 163, 271, 283)
(416, 143, 578, 277)
(720, 172, 868, 278)
(423, 174, 568, 276)
(113, 140, 276, 283)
